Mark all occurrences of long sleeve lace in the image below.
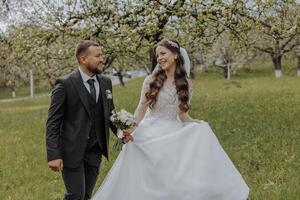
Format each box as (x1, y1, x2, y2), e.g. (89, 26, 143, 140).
(134, 75, 152, 124)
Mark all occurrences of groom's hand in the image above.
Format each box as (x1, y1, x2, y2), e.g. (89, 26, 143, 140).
(48, 159, 63, 172)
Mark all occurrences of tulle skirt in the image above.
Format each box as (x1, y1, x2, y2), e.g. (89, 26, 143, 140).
(92, 117, 249, 200)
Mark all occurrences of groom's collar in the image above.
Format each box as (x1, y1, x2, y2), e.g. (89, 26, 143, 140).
(78, 67, 97, 83)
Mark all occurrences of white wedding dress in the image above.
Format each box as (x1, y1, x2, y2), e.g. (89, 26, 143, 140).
(92, 76, 249, 200)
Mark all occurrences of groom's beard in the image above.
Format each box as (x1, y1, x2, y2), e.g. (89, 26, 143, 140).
(87, 64, 102, 75)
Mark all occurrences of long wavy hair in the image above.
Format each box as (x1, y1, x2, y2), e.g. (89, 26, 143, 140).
(145, 39, 190, 112)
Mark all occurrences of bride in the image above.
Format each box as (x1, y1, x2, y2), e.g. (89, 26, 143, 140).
(92, 39, 249, 200)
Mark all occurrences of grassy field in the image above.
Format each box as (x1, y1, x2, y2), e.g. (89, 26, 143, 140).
(0, 85, 51, 100)
(0, 68, 299, 199)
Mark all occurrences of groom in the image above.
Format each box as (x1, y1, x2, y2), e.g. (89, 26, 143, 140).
(46, 40, 132, 200)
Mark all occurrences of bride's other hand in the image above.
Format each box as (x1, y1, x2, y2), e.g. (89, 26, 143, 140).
(122, 132, 133, 143)
(117, 129, 134, 143)
(192, 119, 203, 124)
(179, 111, 203, 124)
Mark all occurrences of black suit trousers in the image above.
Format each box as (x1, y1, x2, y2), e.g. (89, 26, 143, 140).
(62, 150, 102, 200)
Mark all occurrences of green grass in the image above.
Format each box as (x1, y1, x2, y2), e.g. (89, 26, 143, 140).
(0, 71, 299, 199)
(0, 85, 51, 100)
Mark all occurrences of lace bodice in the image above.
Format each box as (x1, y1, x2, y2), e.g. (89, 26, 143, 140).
(139, 75, 192, 121)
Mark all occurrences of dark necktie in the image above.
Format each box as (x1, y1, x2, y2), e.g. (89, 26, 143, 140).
(87, 79, 96, 102)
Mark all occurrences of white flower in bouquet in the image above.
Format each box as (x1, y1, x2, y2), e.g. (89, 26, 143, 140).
(110, 109, 137, 130)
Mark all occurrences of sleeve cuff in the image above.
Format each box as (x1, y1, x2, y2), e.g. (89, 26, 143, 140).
(117, 129, 124, 139)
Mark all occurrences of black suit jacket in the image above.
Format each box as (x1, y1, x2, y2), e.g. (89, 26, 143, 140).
(46, 69, 117, 168)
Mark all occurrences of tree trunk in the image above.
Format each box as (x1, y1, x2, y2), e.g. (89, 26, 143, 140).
(272, 42, 282, 78)
(297, 55, 300, 77)
(117, 70, 125, 87)
(272, 55, 282, 70)
(222, 66, 228, 79)
(45, 71, 55, 89)
(227, 64, 231, 80)
(103, 53, 117, 72)
(272, 55, 282, 78)
(199, 64, 207, 73)
(221, 65, 231, 80)
(11, 87, 16, 98)
(143, 66, 151, 75)
(150, 48, 157, 73)
(29, 69, 34, 97)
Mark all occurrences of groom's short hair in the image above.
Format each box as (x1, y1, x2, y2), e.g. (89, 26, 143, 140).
(75, 40, 100, 62)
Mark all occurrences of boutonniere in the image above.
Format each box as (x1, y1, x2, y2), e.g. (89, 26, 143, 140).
(105, 89, 113, 99)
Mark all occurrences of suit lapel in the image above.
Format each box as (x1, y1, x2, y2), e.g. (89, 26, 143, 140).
(97, 75, 109, 121)
(97, 75, 110, 151)
(70, 69, 92, 119)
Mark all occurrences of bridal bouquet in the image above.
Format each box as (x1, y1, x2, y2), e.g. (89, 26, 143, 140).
(110, 109, 137, 150)
(110, 109, 137, 130)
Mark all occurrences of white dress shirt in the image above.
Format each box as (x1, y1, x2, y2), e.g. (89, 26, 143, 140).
(78, 67, 100, 103)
